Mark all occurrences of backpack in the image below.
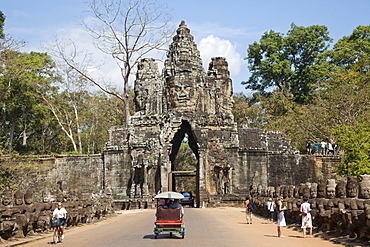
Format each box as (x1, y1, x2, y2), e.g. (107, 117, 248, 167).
(247, 201, 254, 212)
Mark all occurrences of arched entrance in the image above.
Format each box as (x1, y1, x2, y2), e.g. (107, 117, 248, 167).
(169, 120, 199, 207)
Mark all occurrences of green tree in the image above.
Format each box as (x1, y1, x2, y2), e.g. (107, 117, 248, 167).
(232, 93, 266, 128)
(0, 50, 58, 153)
(173, 141, 197, 194)
(328, 25, 370, 68)
(334, 121, 370, 177)
(243, 23, 332, 104)
(80, 92, 125, 154)
(0, 11, 5, 39)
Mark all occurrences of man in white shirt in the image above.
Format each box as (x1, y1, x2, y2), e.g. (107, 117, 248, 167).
(53, 202, 67, 240)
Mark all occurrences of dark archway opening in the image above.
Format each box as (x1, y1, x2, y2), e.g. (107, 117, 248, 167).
(169, 120, 199, 207)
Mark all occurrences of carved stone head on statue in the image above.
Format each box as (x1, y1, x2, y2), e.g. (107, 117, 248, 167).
(317, 180, 326, 198)
(268, 186, 275, 198)
(42, 190, 51, 203)
(310, 183, 317, 198)
(360, 174, 370, 199)
(166, 77, 198, 111)
(282, 186, 288, 198)
(2, 188, 12, 206)
(274, 186, 281, 198)
(24, 189, 33, 205)
(326, 179, 336, 199)
(288, 185, 295, 198)
(14, 190, 24, 205)
(346, 176, 359, 198)
(336, 180, 347, 198)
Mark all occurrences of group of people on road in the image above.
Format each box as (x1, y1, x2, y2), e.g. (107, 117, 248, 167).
(306, 140, 337, 155)
(245, 196, 313, 238)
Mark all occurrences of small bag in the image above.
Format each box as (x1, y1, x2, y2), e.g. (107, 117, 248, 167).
(51, 218, 60, 227)
(301, 212, 307, 216)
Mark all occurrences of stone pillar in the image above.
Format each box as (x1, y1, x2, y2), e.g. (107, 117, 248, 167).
(198, 149, 208, 206)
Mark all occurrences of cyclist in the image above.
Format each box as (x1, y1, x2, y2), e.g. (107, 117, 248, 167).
(53, 202, 67, 241)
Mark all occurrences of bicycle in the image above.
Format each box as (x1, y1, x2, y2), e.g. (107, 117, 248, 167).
(52, 218, 62, 243)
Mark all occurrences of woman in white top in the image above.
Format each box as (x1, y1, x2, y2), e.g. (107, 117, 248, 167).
(53, 202, 67, 240)
(276, 197, 287, 237)
(300, 198, 313, 238)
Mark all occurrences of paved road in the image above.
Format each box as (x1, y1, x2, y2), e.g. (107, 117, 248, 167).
(15, 207, 343, 247)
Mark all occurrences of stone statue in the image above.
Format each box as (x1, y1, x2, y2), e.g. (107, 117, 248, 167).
(310, 183, 318, 198)
(24, 190, 33, 205)
(326, 179, 336, 199)
(360, 174, 370, 199)
(2, 188, 12, 206)
(347, 176, 359, 198)
(317, 180, 326, 198)
(288, 185, 295, 198)
(14, 190, 24, 206)
(336, 180, 346, 198)
(42, 190, 51, 203)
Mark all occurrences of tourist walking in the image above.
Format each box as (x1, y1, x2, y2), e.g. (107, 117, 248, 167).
(52, 202, 67, 241)
(276, 197, 287, 237)
(300, 198, 313, 238)
(244, 196, 254, 224)
(267, 198, 275, 222)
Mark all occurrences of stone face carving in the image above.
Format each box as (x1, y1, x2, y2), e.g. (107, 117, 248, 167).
(2, 188, 12, 206)
(14, 190, 24, 206)
(360, 175, 370, 199)
(336, 180, 346, 198)
(347, 176, 359, 198)
(327, 179, 336, 199)
(24, 190, 33, 205)
(310, 183, 318, 198)
(134, 58, 163, 116)
(105, 20, 301, 204)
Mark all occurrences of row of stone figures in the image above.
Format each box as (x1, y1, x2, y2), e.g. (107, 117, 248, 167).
(250, 175, 370, 240)
(0, 188, 115, 241)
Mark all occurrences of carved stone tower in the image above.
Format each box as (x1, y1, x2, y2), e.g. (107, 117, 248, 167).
(104, 21, 297, 206)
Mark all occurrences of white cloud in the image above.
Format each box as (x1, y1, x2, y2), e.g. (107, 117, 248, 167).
(198, 35, 242, 77)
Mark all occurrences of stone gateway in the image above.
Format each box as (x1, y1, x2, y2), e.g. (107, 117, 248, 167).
(103, 21, 338, 207)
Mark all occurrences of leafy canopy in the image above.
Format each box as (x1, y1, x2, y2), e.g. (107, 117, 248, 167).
(334, 121, 370, 177)
(0, 11, 5, 39)
(243, 23, 332, 104)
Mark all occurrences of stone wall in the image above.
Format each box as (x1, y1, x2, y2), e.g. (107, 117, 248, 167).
(250, 175, 370, 241)
(0, 188, 114, 241)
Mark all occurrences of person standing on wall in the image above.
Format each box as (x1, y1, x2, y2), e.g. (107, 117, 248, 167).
(244, 196, 254, 224)
(300, 197, 313, 238)
(276, 197, 287, 237)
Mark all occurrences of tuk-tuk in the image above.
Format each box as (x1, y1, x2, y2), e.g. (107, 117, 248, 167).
(153, 191, 185, 239)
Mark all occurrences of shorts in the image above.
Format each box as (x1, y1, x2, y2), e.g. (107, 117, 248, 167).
(268, 211, 274, 219)
(246, 210, 252, 218)
(59, 218, 66, 227)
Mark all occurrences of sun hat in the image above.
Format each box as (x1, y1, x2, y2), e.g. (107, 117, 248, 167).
(268, 198, 273, 201)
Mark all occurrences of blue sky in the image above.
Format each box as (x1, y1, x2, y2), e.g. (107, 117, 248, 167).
(2, 0, 370, 94)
